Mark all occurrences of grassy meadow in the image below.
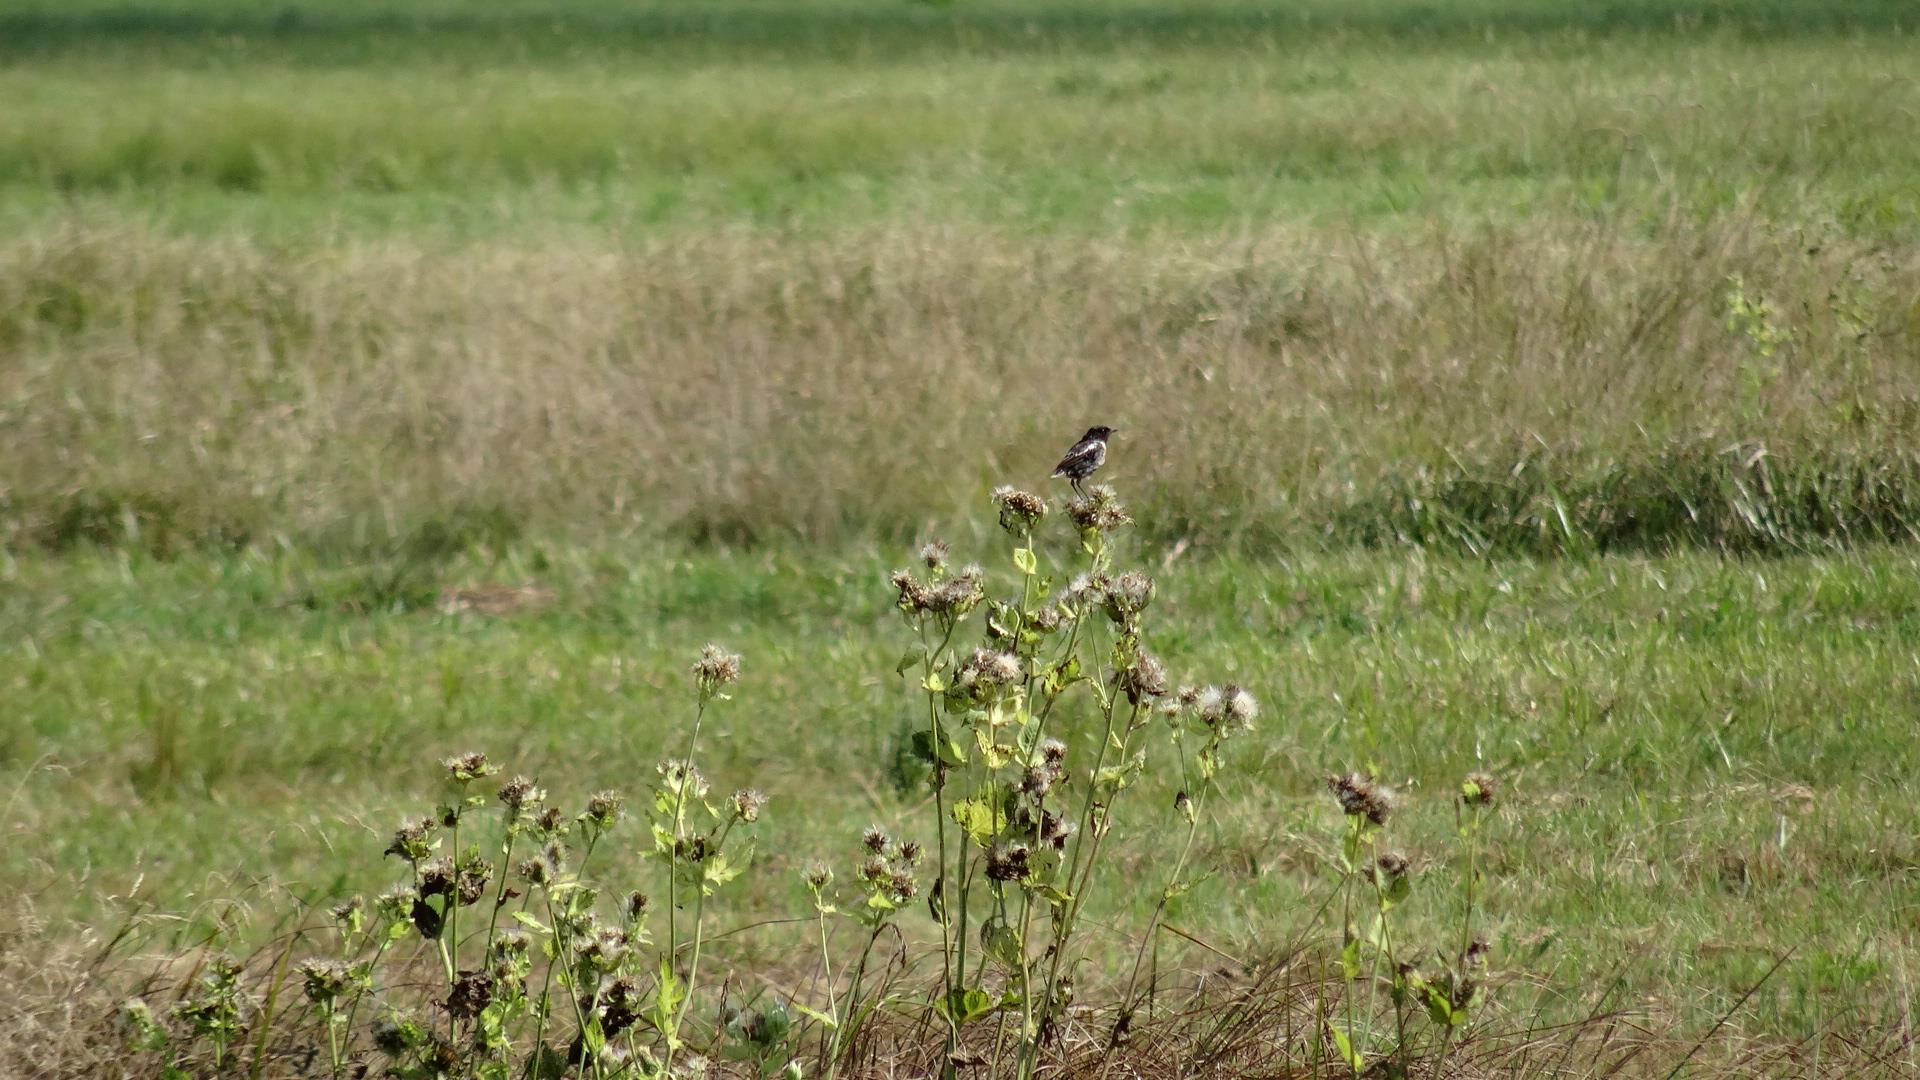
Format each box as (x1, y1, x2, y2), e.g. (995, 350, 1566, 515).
(6, 0, 1920, 1074)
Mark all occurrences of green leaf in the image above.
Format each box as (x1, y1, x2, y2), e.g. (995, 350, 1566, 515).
(951, 797, 1005, 845)
(791, 1002, 838, 1028)
(974, 728, 1011, 769)
(934, 987, 998, 1027)
(897, 644, 927, 675)
(511, 911, 552, 935)
(981, 918, 1025, 971)
(1330, 1025, 1365, 1072)
(1339, 937, 1361, 981)
(1424, 984, 1457, 1027)
(922, 672, 947, 693)
(1013, 547, 1037, 575)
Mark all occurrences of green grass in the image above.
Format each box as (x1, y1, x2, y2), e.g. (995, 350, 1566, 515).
(7, 534, 1920, 1046)
(8, 0, 1920, 1069)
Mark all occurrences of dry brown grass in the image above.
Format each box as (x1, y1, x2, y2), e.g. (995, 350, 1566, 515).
(7, 917, 1909, 1079)
(5, 208, 1919, 555)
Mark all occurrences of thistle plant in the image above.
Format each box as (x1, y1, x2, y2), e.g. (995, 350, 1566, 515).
(880, 481, 1254, 1077)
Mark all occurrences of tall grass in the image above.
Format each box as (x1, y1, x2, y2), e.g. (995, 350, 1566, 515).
(4, 211, 1918, 555)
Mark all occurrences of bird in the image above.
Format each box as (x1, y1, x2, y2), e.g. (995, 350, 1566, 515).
(1051, 425, 1113, 497)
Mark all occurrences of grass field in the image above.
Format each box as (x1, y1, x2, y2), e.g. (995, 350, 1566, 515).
(6, 0, 1920, 1074)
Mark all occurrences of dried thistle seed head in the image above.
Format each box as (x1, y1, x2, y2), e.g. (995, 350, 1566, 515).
(454, 852, 493, 906)
(1062, 572, 1109, 609)
(802, 862, 833, 890)
(1462, 772, 1499, 809)
(1039, 737, 1068, 766)
(985, 841, 1032, 882)
(497, 774, 544, 812)
(1039, 810, 1076, 850)
(1018, 765, 1053, 798)
(862, 825, 891, 854)
(859, 855, 890, 883)
(729, 788, 768, 822)
(1102, 570, 1155, 622)
(490, 931, 529, 960)
(1173, 790, 1193, 819)
(1371, 851, 1411, 883)
(443, 751, 496, 784)
(1195, 686, 1227, 725)
(1066, 485, 1133, 532)
(375, 884, 417, 921)
(518, 852, 555, 887)
(329, 895, 365, 926)
(584, 790, 625, 829)
(890, 568, 931, 612)
(925, 567, 986, 615)
(1031, 605, 1064, 634)
(657, 760, 710, 800)
(897, 839, 924, 865)
(958, 648, 1022, 691)
(888, 871, 919, 901)
(919, 539, 949, 570)
(418, 856, 456, 899)
(693, 644, 743, 690)
(1116, 651, 1168, 705)
(1463, 936, 1491, 969)
(625, 890, 651, 921)
(533, 805, 568, 835)
(384, 816, 436, 863)
(991, 486, 1050, 534)
(1222, 684, 1258, 733)
(298, 959, 352, 1004)
(445, 969, 495, 1020)
(1326, 771, 1395, 826)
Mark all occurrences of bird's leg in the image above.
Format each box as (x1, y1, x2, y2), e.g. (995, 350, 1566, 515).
(1071, 478, 1086, 499)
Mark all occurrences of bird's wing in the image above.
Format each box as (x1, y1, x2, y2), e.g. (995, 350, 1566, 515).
(1051, 439, 1102, 476)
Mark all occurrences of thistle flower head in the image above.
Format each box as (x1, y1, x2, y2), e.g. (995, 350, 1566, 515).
(693, 644, 743, 691)
(1370, 850, 1411, 884)
(862, 825, 891, 854)
(729, 788, 768, 822)
(1116, 651, 1168, 705)
(584, 790, 625, 829)
(888, 871, 919, 901)
(443, 751, 496, 784)
(1103, 570, 1155, 623)
(1039, 737, 1068, 766)
(1067, 485, 1132, 532)
(298, 959, 352, 1004)
(625, 891, 652, 922)
(1462, 772, 1499, 810)
(985, 841, 1032, 882)
(657, 760, 710, 801)
(1018, 764, 1053, 798)
(1039, 810, 1076, 850)
(897, 839, 924, 865)
(446, 969, 494, 1020)
(497, 774, 544, 812)
(384, 816, 436, 864)
(802, 862, 833, 890)
(992, 486, 1050, 535)
(1327, 771, 1395, 826)
(329, 895, 365, 928)
(919, 539, 949, 570)
(1222, 684, 1258, 733)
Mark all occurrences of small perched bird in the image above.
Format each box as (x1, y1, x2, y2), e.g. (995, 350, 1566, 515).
(1051, 425, 1114, 497)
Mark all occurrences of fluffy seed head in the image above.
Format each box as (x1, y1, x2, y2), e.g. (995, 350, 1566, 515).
(730, 788, 768, 822)
(1066, 485, 1132, 532)
(497, 774, 544, 812)
(443, 751, 496, 784)
(693, 644, 743, 689)
(585, 789, 625, 829)
(992, 486, 1050, 535)
(862, 825, 891, 854)
(919, 539, 949, 570)
(1327, 771, 1395, 826)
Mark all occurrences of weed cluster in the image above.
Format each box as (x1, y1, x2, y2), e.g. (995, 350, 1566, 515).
(109, 483, 1519, 1078)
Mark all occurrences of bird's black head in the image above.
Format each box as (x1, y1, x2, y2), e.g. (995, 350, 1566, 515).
(1084, 425, 1115, 440)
